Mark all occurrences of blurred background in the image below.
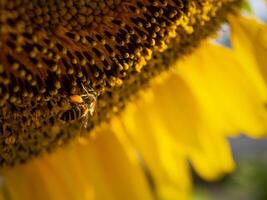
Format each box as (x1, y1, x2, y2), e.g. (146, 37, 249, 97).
(193, 1, 267, 199)
(193, 136, 267, 200)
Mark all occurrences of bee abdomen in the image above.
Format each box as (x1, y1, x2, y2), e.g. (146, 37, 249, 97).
(59, 106, 84, 122)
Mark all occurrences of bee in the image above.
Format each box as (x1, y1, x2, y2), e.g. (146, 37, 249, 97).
(59, 83, 98, 129)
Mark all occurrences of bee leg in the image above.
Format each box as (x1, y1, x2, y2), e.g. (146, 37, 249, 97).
(89, 103, 95, 116)
(81, 108, 89, 129)
(81, 83, 97, 97)
(82, 115, 88, 129)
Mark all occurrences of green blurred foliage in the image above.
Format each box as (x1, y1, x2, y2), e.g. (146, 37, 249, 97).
(193, 159, 267, 200)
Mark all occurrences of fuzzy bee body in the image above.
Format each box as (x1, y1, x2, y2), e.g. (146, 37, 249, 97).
(59, 83, 98, 128)
(59, 104, 88, 122)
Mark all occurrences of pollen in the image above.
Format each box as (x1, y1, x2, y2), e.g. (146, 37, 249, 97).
(70, 95, 84, 104)
(0, 0, 240, 166)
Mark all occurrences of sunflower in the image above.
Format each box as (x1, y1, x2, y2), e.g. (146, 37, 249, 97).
(0, 0, 266, 199)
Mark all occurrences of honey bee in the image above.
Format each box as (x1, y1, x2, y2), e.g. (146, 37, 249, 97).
(59, 83, 98, 129)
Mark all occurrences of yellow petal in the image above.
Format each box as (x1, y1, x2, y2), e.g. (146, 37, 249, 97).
(121, 69, 234, 182)
(75, 126, 154, 200)
(120, 101, 191, 200)
(147, 76, 203, 152)
(0, 126, 153, 200)
(153, 74, 235, 180)
(189, 124, 235, 181)
(229, 15, 267, 88)
(177, 42, 267, 137)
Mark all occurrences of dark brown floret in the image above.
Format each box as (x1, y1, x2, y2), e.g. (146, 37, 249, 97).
(0, 0, 240, 166)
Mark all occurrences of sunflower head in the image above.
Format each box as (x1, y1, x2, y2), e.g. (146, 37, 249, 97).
(0, 0, 240, 166)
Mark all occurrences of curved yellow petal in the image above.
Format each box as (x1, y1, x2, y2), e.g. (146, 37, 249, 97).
(147, 76, 203, 152)
(75, 126, 154, 200)
(120, 101, 191, 200)
(0, 127, 154, 200)
(189, 125, 235, 181)
(229, 15, 267, 88)
(153, 73, 235, 180)
(120, 68, 235, 182)
(177, 42, 267, 137)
